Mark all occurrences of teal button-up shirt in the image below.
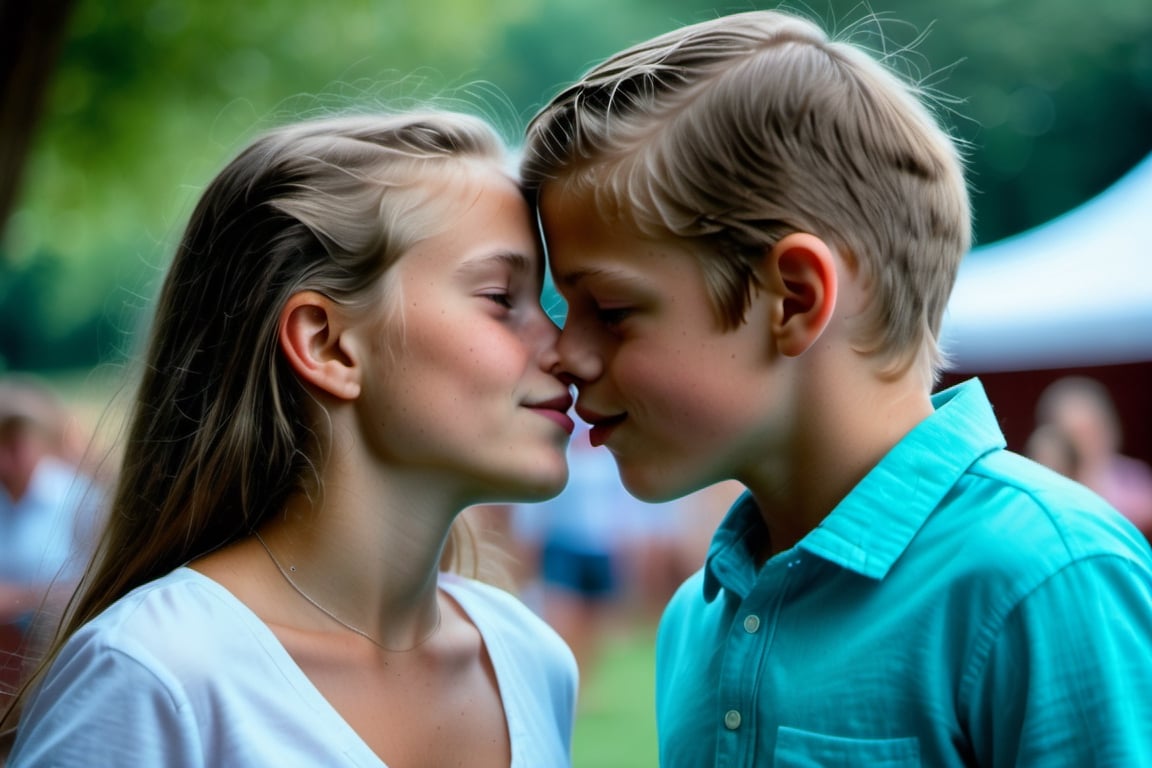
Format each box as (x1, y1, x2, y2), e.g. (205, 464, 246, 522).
(656, 379, 1152, 767)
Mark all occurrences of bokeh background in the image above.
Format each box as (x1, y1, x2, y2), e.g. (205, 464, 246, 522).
(4, 0, 1152, 376)
(3, 2, 1152, 765)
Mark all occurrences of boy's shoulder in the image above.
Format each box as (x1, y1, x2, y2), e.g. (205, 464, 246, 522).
(967, 448, 1148, 559)
(924, 447, 1152, 606)
(914, 379, 1147, 579)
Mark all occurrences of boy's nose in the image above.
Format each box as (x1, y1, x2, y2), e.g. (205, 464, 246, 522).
(551, 326, 603, 385)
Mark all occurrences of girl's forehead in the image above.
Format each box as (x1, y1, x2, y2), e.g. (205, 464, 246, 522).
(393, 173, 539, 277)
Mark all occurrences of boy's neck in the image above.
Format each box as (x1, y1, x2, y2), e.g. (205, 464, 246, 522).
(745, 369, 935, 559)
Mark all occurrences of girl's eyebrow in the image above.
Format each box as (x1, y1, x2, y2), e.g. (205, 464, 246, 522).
(456, 250, 534, 276)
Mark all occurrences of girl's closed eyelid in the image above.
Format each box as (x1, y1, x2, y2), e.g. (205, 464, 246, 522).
(479, 290, 514, 309)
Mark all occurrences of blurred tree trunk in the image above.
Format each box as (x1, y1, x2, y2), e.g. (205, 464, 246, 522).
(0, 0, 76, 256)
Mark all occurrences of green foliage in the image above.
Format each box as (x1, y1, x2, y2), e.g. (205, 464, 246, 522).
(3, 0, 1151, 369)
(0, 248, 128, 371)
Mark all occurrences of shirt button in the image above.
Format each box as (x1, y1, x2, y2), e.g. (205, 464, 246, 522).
(724, 709, 742, 730)
(743, 614, 761, 634)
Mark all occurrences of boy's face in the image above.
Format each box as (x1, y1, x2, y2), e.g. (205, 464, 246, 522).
(540, 186, 784, 502)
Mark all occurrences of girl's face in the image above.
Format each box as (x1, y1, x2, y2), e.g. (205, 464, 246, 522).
(352, 167, 573, 503)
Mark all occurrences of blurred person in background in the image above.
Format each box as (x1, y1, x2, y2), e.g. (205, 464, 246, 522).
(0, 375, 102, 715)
(1024, 421, 1082, 479)
(1034, 376, 1152, 540)
(511, 426, 738, 705)
(511, 424, 641, 696)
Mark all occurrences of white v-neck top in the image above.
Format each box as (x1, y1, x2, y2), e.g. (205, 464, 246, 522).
(9, 567, 578, 766)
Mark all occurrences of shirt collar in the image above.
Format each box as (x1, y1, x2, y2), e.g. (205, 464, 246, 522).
(702, 493, 763, 601)
(704, 378, 1005, 601)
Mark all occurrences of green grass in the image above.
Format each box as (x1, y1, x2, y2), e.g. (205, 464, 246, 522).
(572, 625, 659, 768)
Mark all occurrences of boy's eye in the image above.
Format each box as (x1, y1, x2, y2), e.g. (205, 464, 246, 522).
(596, 306, 633, 326)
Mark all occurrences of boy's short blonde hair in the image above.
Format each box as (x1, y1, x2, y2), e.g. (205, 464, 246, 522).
(522, 10, 971, 379)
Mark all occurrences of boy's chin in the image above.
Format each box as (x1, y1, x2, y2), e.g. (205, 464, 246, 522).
(617, 466, 703, 504)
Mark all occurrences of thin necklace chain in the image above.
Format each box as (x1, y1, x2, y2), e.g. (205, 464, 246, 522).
(253, 531, 441, 653)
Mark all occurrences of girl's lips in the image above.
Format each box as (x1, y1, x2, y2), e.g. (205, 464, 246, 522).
(588, 414, 626, 447)
(527, 393, 576, 435)
(531, 406, 576, 435)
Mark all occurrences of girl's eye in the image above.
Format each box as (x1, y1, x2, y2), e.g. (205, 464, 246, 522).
(483, 292, 513, 309)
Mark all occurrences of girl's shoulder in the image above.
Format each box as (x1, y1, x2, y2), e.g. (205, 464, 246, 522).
(68, 567, 277, 670)
(438, 572, 575, 668)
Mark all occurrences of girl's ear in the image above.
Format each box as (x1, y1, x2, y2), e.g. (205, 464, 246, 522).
(278, 291, 362, 400)
(764, 232, 838, 358)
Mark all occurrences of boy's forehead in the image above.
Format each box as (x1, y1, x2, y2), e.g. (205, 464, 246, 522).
(539, 187, 637, 271)
(538, 180, 634, 229)
(542, 185, 658, 258)
(538, 182, 589, 223)
(541, 199, 699, 293)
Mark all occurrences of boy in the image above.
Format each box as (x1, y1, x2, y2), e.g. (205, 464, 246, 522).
(522, 10, 1152, 766)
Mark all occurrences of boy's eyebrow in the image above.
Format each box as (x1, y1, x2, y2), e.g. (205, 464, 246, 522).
(553, 266, 646, 290)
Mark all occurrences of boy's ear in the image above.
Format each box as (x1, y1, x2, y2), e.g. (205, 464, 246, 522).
(764, 232, 838, 358)
(278, 291, 362, 400)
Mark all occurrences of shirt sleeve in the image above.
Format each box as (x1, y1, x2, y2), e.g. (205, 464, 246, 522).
(966, 554, 1152, 766)
(9, 635, 203, 767)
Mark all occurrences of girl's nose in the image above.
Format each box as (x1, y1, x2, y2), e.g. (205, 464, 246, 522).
(535, 314, 564, 374)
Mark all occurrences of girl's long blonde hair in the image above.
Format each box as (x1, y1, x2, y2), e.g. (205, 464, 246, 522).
(2, 111, 509, 733)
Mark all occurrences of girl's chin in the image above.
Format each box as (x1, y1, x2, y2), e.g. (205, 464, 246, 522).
(499, 467, 571, 503)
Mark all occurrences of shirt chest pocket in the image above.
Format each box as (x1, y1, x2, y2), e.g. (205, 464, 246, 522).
(774, 726, 921, 767)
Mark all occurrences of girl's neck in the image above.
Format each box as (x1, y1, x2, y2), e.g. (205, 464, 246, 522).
(258, 463, 460, 651)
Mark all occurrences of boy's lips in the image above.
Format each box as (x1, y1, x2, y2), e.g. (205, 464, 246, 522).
(577, 407, 627, 447)
(526, 394, 576, 435)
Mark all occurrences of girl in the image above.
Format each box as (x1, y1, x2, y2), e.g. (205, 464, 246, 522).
(3, 111, 578, 766)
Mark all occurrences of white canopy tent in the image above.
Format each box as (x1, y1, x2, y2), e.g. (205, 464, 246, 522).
(940, 152, 1152, 373)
